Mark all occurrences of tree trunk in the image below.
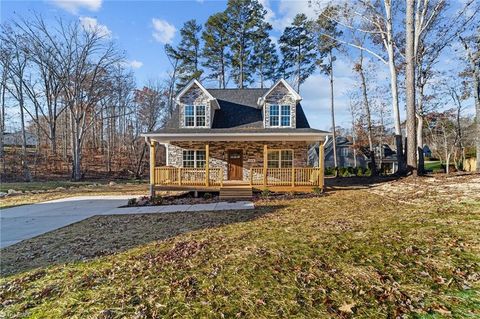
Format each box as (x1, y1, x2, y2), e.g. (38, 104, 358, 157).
(357, 51, 378, 176)
(416, 77, 425, 174)
(0, 71, 5, 175)
(19, 94, 32, 182)
(329, 51, 338, 171)
(385, 1, 405, 174)
(405, 0, 417, 173)
(474, 68, 480, 172)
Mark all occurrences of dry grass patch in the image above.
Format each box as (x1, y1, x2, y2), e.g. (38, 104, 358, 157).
(0, 183, 149, 209)
(1, 187, 479, 318)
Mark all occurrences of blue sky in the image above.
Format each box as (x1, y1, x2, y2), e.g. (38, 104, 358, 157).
(1, 0, 475, 132)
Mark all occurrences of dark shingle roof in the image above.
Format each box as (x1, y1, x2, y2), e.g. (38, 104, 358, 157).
(156, 88, 326, 134)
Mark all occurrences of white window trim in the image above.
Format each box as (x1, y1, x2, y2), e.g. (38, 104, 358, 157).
(182, 149, 206, 168)
(184, 104, 207, 128)
(268, 104, 292, 128)
(267, 149, 294, 168)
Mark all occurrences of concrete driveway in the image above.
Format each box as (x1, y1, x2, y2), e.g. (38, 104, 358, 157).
(0, 196, 254, 248)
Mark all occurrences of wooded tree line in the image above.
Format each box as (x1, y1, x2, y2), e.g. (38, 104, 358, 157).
(0, 15, 170, 181)
(0, 0, 479, 182)
(311, 0, 479, 174)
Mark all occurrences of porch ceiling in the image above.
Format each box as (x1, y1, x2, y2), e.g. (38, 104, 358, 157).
(143, 132, 328, 143)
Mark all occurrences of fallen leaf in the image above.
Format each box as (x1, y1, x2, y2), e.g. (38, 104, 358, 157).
(339, 302, 356, 313)
(433, 306, 451, 315)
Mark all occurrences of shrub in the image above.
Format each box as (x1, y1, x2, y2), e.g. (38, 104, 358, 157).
(203, 192, 213, 200)
(151, 195, 163, 205)
(312, 186, 323, 195)
(325, 167, 335, 176)
(127, 198, 137, 206)
(365, 168, 372, 176)
(261, 189, 271, 199)
(356, 167, 364, 177)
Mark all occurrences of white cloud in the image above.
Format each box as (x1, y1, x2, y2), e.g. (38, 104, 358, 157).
(79, 16, 111, 37)
(50, 0, 102, 14)
(128, 60, 143, 69)
(152, 18, 176, 44)
(262, 0, 344, 31)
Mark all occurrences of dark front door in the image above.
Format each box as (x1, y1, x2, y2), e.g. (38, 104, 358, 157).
(227, 150, 243, 180)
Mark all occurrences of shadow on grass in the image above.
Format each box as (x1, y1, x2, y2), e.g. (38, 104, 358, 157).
(325, 175, 404, 191)
(0, 205, 284, 277)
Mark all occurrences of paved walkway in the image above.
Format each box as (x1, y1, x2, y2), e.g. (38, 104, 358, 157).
(0, 196, 254, 248)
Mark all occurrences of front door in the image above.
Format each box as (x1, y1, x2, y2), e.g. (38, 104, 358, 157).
(227, 150, 243, 180)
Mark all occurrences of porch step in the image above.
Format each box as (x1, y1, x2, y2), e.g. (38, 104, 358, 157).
(219, 186, 253, 200)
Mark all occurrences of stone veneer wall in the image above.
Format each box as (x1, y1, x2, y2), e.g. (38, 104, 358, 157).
(264, 82, 297, 128)
(178, 83, 212, 128)
(167, 141, 310, 180)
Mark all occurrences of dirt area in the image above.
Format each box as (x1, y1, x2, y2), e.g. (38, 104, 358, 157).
(369, 173, 480, 204)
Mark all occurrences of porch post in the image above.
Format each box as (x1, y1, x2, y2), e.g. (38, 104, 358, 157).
(205, 143, 210, 187)
(319, 141, 325, 190)
(149, 140, 156, 198)
(263, 144, 268, 187)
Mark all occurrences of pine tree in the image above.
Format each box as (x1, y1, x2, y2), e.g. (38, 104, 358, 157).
(252, 21, 279, 88)
(279, 13, 317, 92)
(202, 12, 230, 89)
(177, 19, 203, 87)
(225, 0, 267, 88)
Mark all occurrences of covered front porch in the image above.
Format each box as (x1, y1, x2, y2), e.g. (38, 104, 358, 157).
(145, 133, 327, 194)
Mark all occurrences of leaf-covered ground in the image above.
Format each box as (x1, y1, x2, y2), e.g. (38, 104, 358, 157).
(0, 182, 150, 209)
(1, 175, 479, 318)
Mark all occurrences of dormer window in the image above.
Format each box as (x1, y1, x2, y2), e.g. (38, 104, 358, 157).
(269, 104, 291, 127)
(184, 105, 206, 127)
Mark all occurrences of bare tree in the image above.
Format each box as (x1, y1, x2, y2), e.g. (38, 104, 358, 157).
(353, 48, 378, 175)
(459, 29, 480, 172)
(315, 0, 406, 173)
(0, 27, 32, 181)
(53, 20, 124, 180)
(133, 82, 166, 177)
(405, 0, 417, 172)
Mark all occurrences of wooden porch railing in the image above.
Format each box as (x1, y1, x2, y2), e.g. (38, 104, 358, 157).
(153, 167, 223, 187)
(153, 167, 323, 188)
(250, 167, 322, 187)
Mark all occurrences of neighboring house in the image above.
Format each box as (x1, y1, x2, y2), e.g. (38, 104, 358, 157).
(142, 79, 329, 198)
(309, 138, 399, 174)
(366, 144, 398, 174)
(308, 137, 368, 169)
(3, 132, 38, 147)
(422, 145, 432, 158)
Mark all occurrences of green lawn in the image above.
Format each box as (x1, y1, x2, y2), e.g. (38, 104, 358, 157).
(1, 189, 479, 318)
(424, 161, 442, 171)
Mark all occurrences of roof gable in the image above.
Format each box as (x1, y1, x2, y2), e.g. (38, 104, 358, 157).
(175, 79, 218, 107)
(258, 79, 301, 106)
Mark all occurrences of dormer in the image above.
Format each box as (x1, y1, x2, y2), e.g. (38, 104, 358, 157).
(258, 79, 302, 128)
(176, 79, 220, 128)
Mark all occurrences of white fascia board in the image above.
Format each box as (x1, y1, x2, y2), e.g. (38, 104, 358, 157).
(142, 132, 328, 143)
(174, 79, 219, 108)
(258, 78, 302, 106)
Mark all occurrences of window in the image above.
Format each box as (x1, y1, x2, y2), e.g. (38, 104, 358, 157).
(269, 105, 279, 126)
(182, 150, 206, 168)
(184, 105, 195, 127)
(339, 148, 349, 157)
(269, 104, 291, 127)
(184, 105, 206, 127)
(196, 105, 206, 126)
(267, 150, 293, 168)
(281, 105, 291, 126)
